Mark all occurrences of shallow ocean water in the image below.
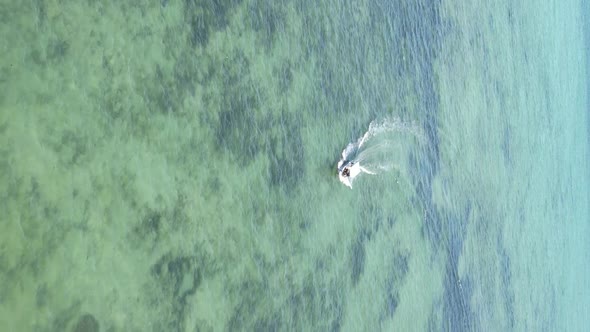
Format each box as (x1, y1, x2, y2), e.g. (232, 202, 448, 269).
(0, 0, 588, 331)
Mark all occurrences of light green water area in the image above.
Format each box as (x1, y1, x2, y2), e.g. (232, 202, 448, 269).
(1, 0, 588, 331)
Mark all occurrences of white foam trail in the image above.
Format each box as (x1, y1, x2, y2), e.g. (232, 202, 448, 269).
(337, 117, 424, 188)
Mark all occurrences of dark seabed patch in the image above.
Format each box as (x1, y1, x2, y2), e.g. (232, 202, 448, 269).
(497, 233, 515, 328)
(32, 0, 46, 28)
(72, 314, 99, 332)
(409, 149, 442, 247)
(266, 112, 305, 192)
(35, 283, 49, 308)
(130, 208, 163, 249)
(253, 312, 281, 332)
(47, 38, 69, 63)
(151, 254, 203, 303)
(230, 257, 347, 330)
(349, 186, 393, 287)
(150, 253, 205, 329)
(247, 0, 285, 51)
(501, 125, 512, 167)
(227, 280, 266, 330)
(380, 253, 409, 322)
(443, 269, 473, 332)
(183, 0, 242, 47)
(214, 50, 264, 165)
(147, 64, 183, 114)
(397, 0, 444, 250)
(350, 232, 366, 287)
(441, 206, 474, 332)
(274, 61, 294, 95)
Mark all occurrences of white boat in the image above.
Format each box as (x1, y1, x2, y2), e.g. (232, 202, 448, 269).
(337, 159, 374, 189)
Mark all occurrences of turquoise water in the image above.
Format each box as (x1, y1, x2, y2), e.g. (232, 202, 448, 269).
(0, 0, 588, 331)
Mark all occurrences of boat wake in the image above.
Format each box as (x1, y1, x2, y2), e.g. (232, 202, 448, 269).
(337, 117, 424, 189)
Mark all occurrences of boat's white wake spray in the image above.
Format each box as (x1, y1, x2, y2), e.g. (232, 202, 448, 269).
(337, 117, 425, 188)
